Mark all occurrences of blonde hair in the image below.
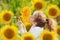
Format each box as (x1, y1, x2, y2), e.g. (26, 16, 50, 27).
(49, 18, 57, 30)
(30, 10, 46, 24)
(46, 18, 57, 31)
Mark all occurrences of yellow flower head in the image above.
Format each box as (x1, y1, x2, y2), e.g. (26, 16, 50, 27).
(20, 6, 31, 22)
(46, 5, 59, 18)
(1, 10, 14, 24)
(24, 22, 32, 31)
(40, 30, 56, 40)
(21, 32, 35, 40)
(32, 0, 45, 10)
(1, 25, 18, 40)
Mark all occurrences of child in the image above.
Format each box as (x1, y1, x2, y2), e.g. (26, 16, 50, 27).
(17, 10, 57, 39)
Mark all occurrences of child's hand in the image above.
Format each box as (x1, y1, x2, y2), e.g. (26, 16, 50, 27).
(17, 18, 27, 34)
(17, 18, 23, 27)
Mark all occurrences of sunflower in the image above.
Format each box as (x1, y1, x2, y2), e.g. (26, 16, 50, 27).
(40, 30, 56, 40)
(56, 25, 60, 36)
(20, 6, 31, 22)
(0, 10, 14, 24)
(46, 5, 59, 18)
(21, 32, 35, 40)
(24, 22, 32, 31)
(1, 25, 18, 40)
(32, 0, 45, 10)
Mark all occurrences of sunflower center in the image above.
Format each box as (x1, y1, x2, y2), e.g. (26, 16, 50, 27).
(3, 13, 11, 21)
(48, 8, 57, 16)
(24, 36, 32, 40)
(43, 34, 52, 40)
(34, 2, 43, 10)
(22, 9, 29, 17)
(57, 28, 60, 35)
(4, 28, 15, 39)
(24, 9, 28, 16)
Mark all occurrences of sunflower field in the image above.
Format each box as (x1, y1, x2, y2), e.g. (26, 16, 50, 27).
(0, 0, 60, 40)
